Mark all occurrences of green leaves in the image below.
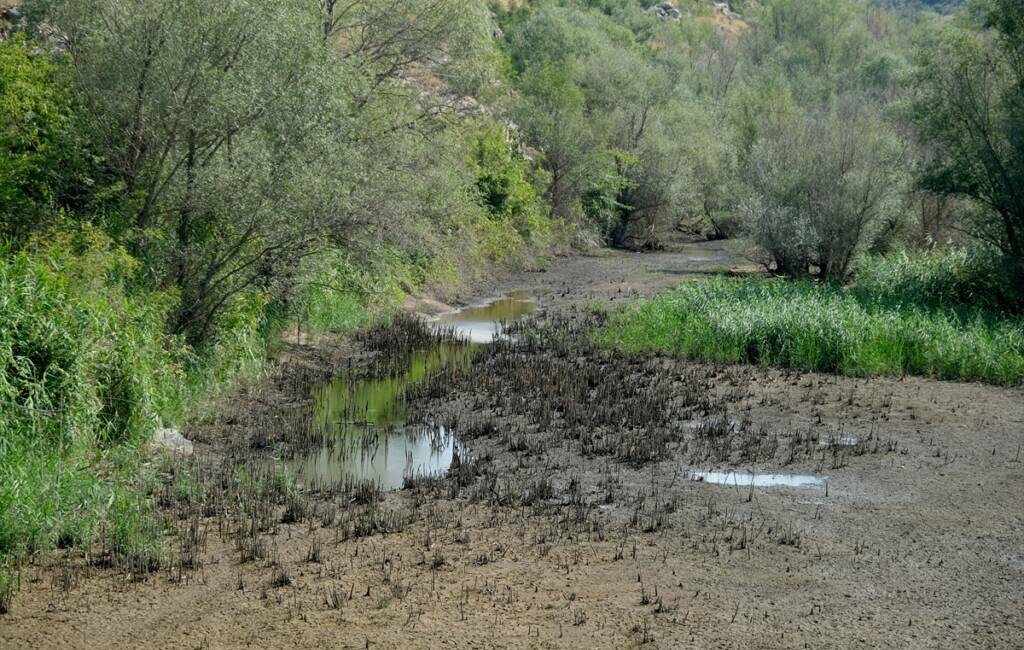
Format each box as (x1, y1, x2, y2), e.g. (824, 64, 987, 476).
(910, 0, 1024, 293)
(741, 106, 906, 280)
(0, 36, 78, 243)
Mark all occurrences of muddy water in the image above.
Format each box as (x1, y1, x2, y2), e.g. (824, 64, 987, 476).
(289, 297, 535, 490)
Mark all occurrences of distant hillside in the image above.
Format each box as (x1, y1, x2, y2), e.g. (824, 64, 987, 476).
(874, 0, 964, 13)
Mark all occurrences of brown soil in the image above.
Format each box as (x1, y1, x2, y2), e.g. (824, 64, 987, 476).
(3, 244, 1023, 650)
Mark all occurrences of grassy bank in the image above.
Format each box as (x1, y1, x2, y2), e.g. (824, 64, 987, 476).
(599, 255, 1024, 385)
(0, 235, 174, 608)
(0, 219, 553, 610)
(0, 234, 396, 610)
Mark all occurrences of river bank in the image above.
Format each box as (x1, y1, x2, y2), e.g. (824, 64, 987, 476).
(3, 244, 1023, 649)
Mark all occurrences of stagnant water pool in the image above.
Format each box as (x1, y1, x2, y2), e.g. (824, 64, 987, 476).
(287, 296, 536, 490)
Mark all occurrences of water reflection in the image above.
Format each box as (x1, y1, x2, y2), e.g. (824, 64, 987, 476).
(435, 298, 537, 343)
(289, 343, 474, 490)
(289, 297, 535, 490)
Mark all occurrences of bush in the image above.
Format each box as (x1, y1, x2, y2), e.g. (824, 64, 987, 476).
(741, 106, 905, 280)
(0, 36, 94, 245)
(468, 122, 551, 241)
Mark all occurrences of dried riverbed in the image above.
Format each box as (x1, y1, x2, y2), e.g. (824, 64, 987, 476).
(3, 245, 1023, 649)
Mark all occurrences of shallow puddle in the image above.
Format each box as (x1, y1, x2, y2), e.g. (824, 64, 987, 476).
(290, 297, 535, 490)
(819, 434, 859, 446)
(435, 297, 536, 343)
(687, 469, 826, 488)
(293, 425, 455, 490)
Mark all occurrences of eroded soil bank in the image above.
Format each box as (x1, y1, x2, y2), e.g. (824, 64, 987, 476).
(3, 244, 1023, 650)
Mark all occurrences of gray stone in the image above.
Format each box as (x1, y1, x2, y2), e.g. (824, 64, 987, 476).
(150, 428, 194, 456)
(712, 1, 742, 20)
(650, 2, 681, 20)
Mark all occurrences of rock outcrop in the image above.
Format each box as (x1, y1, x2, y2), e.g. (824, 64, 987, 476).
(649, 2, 682, 21)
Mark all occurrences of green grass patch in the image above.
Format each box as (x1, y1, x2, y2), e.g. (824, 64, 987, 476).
(0, 232, 178, 566)
(599, 275, 1024, 385)
(0, 232, 380, 601)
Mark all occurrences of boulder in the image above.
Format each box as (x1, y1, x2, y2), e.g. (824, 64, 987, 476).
(149, 428, 194, 456)
(650, 2, 682, 20)
(0, 6, 18, 42)
(712, 1, 742, 20)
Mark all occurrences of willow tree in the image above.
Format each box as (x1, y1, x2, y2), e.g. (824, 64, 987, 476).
(741, 106, 905, 280)
(26, 0, 495, 344)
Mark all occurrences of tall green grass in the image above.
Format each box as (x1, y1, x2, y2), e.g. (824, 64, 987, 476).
(855, 247, 1021, 313)
(0, 233, 178, 575)
(0, 232, 382, 602)
(600, 273, 1024, 385)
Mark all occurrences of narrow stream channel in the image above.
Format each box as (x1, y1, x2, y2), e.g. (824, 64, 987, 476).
(287, 297, 536, 490)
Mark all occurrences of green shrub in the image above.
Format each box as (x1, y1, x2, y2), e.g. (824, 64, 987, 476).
(291, 250, 390, 335)
(468, 121, 552, 242)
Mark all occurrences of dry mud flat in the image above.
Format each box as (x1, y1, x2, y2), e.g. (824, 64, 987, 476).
(3, 246, 1024, 650)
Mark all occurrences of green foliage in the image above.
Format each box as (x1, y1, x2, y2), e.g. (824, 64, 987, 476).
(855, 246, 1022, 312)
(911, 0, 1024, 295)
(875, 0, 965, 13)
(741, 106, 907, 279)
(291, 250, 397, 335)
(0, 229, 178, 447)
(601, 275, 1024, 384)
(514, 59, 609, 223)
(0, 36, 78, 243)
(0, 240, 180, 567)
(468, 122, 551, 240)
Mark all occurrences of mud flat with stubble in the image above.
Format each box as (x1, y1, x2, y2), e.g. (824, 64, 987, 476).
(3, 245, 1022, 649)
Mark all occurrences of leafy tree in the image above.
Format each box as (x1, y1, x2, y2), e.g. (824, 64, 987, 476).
(35, 0, 340, 344)
(912, 0, 1024, 294)
(742, 106, 906, 280)
(24, 0, 498, 344)
(515, 61, 611, 224)
(0, 36, 83, 244)
(320, 0, 495, 97)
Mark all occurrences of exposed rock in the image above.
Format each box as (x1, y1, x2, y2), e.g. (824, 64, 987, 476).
(452, 94, 483, 116)
(712, 1, 742, 21)
(649, 2, 681, 20)
(149, 428, 194, 456)
(0, 6, 20, 42)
